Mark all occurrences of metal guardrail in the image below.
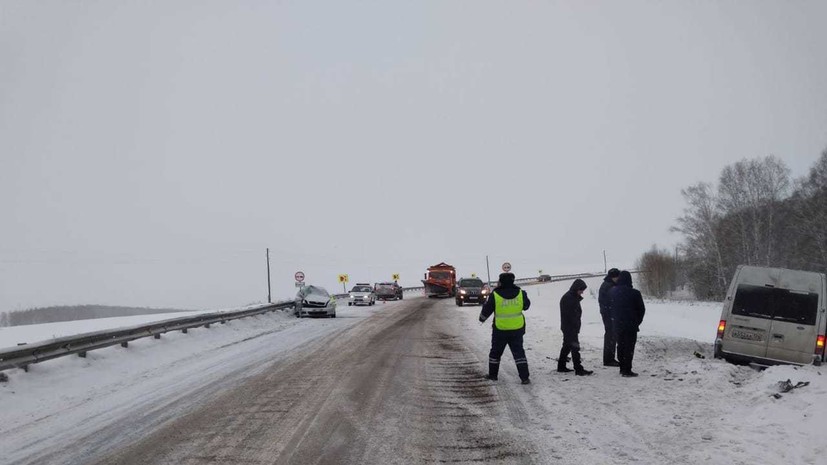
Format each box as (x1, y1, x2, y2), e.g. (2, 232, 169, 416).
(0, 272, 608, 373)
(0, 301, 294, 372)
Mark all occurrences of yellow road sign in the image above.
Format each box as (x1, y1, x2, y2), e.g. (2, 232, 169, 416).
(471, 273, 477, 278)
(392, 273, 400, 281)
(338, 274, 349, 283)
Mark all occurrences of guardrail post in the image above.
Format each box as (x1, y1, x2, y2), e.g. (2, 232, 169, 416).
(221, 320, 226, 324)
(23, 365, 29, 373)
(121, 341, 128, 348)
(78, 352, 87, 358)
(182, 328, 188, 334)
(204, 323, 210, 328)
(155, 334, 161, 339)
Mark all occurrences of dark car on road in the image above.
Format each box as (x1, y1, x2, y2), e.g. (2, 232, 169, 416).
(455, 278, 489, 306)
(375, 282, 403, 301)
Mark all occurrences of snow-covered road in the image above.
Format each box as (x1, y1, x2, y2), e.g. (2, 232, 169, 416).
(2, 279, 825, 464)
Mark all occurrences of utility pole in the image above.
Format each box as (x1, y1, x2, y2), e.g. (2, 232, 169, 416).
(266, 248, 272, 304)
(486, 255, 492, 287)
(603, 250, 607, 273)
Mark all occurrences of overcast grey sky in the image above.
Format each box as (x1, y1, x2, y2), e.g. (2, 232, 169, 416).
(2, 1, 826, 311)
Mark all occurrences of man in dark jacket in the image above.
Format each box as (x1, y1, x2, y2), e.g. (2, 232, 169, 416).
(479, 272, 531, 384)
(598, 268, 621, 367)
(609, 271, 646, 377)
(557, 279, 593, 376)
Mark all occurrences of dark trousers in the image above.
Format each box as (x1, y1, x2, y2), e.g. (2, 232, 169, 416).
(601, 312, 617, 364)
(558, 334, 583, 371)
(616, 328, 638, 373)
(489, 330, 529, 381)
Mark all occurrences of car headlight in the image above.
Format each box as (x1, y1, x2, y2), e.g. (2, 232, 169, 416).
(350, 294, 354, 298)
(460, 289, 467, 295)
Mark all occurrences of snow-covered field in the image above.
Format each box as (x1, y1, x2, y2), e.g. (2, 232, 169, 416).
(461, 277, 827, 464)
(0, 303, 284, 350)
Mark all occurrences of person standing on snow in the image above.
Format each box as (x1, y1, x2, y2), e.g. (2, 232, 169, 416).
(479, 272, 532, 384)
(609, 271, 646, 377)
(557, 279, 593, 376)
(598, 268, 621, 367)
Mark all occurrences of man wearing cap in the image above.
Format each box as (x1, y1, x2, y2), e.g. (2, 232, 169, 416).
(479, 272, 532, 384)
(558, 278, 593, 376)
(599, 268, 621, 367)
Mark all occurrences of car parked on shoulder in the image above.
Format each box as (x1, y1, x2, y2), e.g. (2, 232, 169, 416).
(714, 265, 826, 366)
(349, 284, 376, 306)
(455, 278, 489, 306)
(295, 285, 337, 318)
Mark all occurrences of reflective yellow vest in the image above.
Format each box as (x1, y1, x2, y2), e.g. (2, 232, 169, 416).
(493, 291, 525, 330)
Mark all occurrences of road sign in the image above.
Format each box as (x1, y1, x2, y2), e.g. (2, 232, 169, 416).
(295, 271, 305, 282)
(392, 273, 400, 281)
(502, 262, 512, 272)
(295, 282, 305, 287)
(338, 274, 349, 283)
(471, 273, 477, 278)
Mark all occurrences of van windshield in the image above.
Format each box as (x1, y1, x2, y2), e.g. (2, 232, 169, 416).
(732, 284, 819, 325)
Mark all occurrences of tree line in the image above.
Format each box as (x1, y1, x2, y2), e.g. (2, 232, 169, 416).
(0, 305, 193, 327)
(637, 148, 827, 300)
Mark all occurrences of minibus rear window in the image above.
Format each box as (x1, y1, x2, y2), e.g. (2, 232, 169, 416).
(732, 284, 818, 325)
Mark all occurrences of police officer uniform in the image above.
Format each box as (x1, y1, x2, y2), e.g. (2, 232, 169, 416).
(479, 273, 531, 384)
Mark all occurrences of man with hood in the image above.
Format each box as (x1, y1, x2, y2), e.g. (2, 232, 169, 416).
(558, 279, 593, 376)
(609, 271, 646, 377)
(598, 268, 621, 367)
(479, 272, 532, 384)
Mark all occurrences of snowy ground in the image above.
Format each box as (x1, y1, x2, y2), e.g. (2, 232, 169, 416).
(459, 277, 827, 464)
(2, 281, 825, 465)
(0, 299, 404, 465)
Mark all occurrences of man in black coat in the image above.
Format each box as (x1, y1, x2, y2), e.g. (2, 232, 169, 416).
(609, 271, 646, 377)
(558, 279, 593, 376)
(598, 268, 621, 366)
(479, 272, 532, 384)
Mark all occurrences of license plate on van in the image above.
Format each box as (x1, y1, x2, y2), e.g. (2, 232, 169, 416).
(731, 329, 764, 342)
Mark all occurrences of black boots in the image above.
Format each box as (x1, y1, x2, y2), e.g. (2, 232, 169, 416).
(603, 360, 620, 367)
(557, 367, 573, 373)
(575, 369, 593, 376)
(620, 371, 639, 377)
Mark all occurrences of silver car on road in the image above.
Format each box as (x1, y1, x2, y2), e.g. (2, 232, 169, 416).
(295, 285, 337, 318)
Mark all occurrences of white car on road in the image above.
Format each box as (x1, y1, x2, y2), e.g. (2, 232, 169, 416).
(349, 284, 376, 306)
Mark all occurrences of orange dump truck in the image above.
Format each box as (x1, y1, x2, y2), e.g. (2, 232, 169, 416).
(422, 262, 457, 297)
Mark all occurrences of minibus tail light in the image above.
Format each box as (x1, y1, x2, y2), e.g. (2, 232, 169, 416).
(816, 335, 825, 356)
(717, 320, 726, 339)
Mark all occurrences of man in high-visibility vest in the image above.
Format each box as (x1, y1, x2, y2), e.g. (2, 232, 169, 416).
(479, 272, 532, 384)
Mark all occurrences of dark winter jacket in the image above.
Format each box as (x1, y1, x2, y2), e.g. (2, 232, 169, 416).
(480, 283, 530, 333)
(609, 271, 646, 332)
(598, 276, 615, 316)
(559, 279, 588, 338)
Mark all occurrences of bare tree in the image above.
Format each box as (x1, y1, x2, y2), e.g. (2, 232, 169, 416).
(671, 182, 727, 297)
(636, 246, 677, 298)
(791, 148, 827, 269)
(717, 156, 790, 266)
